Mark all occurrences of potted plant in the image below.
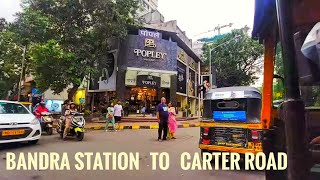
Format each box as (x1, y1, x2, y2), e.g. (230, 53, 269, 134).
(185, 104, 192, 117)
(180, 106, 186, 117)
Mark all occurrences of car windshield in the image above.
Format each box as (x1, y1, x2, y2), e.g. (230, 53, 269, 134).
(0, 102, 30, 114)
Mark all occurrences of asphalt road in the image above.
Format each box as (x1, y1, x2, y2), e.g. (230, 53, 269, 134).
(0, 128, 264, 180)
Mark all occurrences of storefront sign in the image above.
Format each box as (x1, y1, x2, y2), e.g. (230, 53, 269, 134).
(127, 35, 177, 71)
(137, 75, 160, 87)
(139, 29, 162, 39)
(177, 61, 187, 94)
(132, 34, 169, 62)
(133, 49, 167, 60)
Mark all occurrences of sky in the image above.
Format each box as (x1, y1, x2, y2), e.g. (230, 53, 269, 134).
(0, 0, 260, 86)
(158, 0, 255, 40)
(1, 0, 255, 39)
(0, 0, 21, 22)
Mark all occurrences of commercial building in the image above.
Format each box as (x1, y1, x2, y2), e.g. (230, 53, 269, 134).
(87, 21, 203, 117)
(137, 0, 158, 16)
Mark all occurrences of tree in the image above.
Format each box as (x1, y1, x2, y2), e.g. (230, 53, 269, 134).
(0, 21, 24, 99)
(202, 28, 264, 87)
(0, 18, 6, 31)
(18, 0, 139, 99)
(275, 43, 284, 77)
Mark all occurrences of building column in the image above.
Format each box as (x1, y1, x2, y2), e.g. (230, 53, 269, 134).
(170, 74, 177, 106)
(116, 69, 126, 101)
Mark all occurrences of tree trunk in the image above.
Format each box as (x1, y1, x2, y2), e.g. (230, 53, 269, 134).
(68, 85, 79, 101)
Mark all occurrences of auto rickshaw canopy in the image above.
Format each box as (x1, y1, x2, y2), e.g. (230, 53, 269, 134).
(252, 0, 320, 41)
(204, 86, 261, 100)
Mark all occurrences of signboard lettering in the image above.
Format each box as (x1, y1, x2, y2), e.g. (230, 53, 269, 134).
(137, 75, 160, 87)
(139, 29, 162, 39)
(133, 49, 167, 60)
(145, 38, 157, 48)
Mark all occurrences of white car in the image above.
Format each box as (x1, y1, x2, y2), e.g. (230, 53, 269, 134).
(0, 100, 41, 144)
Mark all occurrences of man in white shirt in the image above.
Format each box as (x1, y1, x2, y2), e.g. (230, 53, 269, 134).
(114, 101, 123, 123)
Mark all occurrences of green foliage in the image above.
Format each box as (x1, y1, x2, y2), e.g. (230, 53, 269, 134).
(203, 28, 264, 87)
(84, 109, 91, 116)
(273, 81, 284, 100)
(29, 40, 78, 93)
(0, 21, 24, 99)
(275, 43, 284, 77)
(14, 0, 139, 98)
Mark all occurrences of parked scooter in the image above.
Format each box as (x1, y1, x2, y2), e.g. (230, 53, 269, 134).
(57, 112, 85, 141)
(40, 112, 54, 135)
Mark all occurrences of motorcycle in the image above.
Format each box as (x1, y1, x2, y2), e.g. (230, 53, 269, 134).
(40, 112, 54, 135)
(57, 112, 85, 141)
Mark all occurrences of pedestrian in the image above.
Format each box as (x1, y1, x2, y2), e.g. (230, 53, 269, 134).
(167, 102, 177, 139)
(114, 101, 123, 124)
(69, 102, 77, 113)
(156, 97, 169, 141)
(105, 103, 116, 131)
(146, 96, 151, 114)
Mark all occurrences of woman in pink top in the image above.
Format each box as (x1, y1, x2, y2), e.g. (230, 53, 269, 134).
(167, 102, 177, 139)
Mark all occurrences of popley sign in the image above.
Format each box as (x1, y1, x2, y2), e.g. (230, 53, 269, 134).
(133, 38, 167, 61)
(137, 75, 160, 87)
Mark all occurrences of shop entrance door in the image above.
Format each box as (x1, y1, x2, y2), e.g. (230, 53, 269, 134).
(127, 87, 158, 116)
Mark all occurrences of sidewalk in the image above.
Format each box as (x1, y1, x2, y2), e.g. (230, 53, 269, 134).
(59, 119, 201, 131)
(87, 119, 200, 130)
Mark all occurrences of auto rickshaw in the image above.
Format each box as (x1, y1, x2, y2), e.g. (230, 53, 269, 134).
(252, 0, 320, 179)
(199, 86, 263, 156)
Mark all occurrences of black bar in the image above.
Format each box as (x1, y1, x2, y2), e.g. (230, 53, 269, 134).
(275, 0, 300, 99)
(275, 0, 310, 180)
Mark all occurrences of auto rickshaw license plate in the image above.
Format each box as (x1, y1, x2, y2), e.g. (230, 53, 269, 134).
(2, 130, 25, 136)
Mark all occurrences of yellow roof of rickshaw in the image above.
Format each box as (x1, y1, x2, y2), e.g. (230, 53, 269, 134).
(19, 102, 32, 105)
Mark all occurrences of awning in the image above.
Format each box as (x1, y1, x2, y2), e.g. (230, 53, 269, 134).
(252, 0, 277, 41)
(125, 67, 176, 88)
(126, 67, 177, 75)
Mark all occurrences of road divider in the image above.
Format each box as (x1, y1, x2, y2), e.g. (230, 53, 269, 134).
(83, 123, 200, 131)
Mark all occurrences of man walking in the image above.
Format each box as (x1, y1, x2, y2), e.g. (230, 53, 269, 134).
(114, 101, 123, 123)
(156, 97, 169, 141)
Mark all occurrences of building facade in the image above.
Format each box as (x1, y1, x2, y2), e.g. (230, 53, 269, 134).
(137, 0, 158, 16)
(87, 22, 202, 117)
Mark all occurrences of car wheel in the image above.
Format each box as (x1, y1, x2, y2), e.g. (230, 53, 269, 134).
(28, 140, 39, 145)
(76, 132, 84, 141)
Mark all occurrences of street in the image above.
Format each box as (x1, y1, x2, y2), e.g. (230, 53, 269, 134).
(0, 128, 264, 180)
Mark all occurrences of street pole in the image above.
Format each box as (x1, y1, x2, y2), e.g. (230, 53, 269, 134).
(209, 50, 212, 86)
(18, 45, 27, 102)
(207, 35, 241, 88)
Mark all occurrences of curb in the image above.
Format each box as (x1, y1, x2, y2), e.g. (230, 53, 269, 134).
(86, 123, 200, 131)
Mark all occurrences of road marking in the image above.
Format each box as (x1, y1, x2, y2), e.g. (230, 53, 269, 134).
(132, 125, 140, 129)
(94, 126, 102, 130)
(150, 125, 159, 129)
(182, 124, 190, 128)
